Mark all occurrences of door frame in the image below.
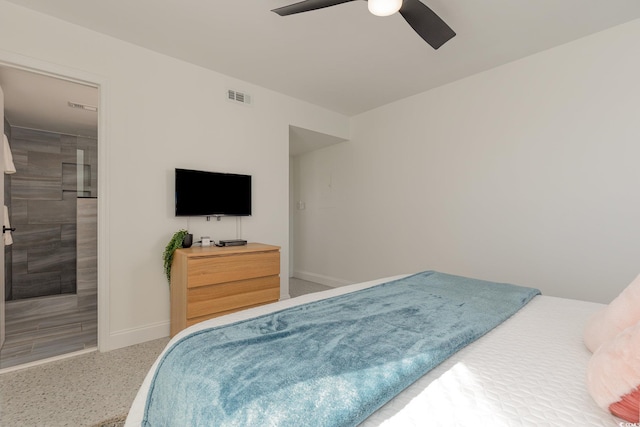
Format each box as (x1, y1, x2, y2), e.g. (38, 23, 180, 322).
(0, 49, 110, 352)
(1, 83, 5, 349)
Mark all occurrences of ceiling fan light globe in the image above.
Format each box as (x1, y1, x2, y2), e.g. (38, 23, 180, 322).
(368, 0, 403, 17)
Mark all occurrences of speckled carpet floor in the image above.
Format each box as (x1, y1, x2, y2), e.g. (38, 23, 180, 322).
(91, 414, 126, 427)
(0, 337, 169, 427)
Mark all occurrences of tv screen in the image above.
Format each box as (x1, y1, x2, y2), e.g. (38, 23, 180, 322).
(175, 168, 252, 217)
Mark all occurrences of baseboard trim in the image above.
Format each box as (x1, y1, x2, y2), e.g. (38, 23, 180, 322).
(292, 270, 352, 288)
(103, 320, 169, 352)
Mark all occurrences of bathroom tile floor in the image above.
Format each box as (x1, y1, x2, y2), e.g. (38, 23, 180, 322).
(0, 293, 97, 369)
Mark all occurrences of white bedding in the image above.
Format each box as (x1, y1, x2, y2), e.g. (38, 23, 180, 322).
(126, 275, 618, 426)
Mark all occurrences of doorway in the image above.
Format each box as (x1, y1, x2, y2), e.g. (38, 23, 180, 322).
(0, 65, 99, 369)
(288, 125, 346, 291)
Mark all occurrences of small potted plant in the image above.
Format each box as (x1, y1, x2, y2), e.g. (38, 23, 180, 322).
(162, 229, 191, 284)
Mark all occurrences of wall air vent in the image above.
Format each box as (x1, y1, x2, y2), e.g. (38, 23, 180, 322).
(227, 89, 252, 106)
(68, 101, 98, 112)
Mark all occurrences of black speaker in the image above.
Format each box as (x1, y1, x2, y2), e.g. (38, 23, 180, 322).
(182, 233, 193, 248)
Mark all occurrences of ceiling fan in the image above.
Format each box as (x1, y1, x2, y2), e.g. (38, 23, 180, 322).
(271, 0, 456, 50)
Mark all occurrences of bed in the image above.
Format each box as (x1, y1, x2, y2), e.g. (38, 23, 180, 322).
(126, 271, 620, 426)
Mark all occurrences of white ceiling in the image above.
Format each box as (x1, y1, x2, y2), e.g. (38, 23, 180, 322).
(0, 66, 99, 138)
(2, 0, 640, 132)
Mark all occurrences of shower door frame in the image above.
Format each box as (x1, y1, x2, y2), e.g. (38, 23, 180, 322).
(0, 51, 109, 355)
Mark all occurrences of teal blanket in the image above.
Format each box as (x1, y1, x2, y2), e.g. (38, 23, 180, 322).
(143, 271, 540, 426)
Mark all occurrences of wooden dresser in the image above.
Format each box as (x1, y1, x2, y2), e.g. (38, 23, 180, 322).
(170, 242, 280, 337)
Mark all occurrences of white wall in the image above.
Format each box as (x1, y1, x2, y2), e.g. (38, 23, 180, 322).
(0, 1, 349, 350)
(294, 19, 640, 304)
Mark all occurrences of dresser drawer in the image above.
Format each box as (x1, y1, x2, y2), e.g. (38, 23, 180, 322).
(170, 243, 281, 337)
(187, 275, 280, 319)
(187, 251, 279, 288)
(185, 300, 272, 328)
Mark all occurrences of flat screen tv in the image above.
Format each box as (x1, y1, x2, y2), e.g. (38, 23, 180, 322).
(175, 168, 252, 217)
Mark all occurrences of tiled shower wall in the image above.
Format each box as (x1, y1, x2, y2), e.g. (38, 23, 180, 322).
(4, 126, 97, 300)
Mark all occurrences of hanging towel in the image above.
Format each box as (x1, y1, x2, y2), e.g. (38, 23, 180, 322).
(4, 133, 16, 174)
(3, 205, 12, 245)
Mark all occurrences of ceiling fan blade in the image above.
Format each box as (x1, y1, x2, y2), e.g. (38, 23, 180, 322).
(272, 0, 358, 16)
(399, 0, 456, 49)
